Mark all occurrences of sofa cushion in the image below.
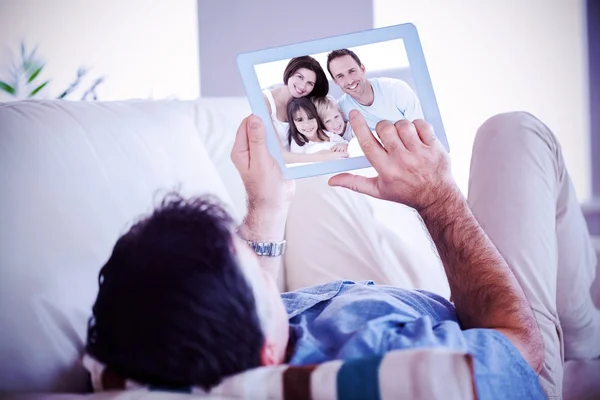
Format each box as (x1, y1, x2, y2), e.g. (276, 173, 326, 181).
(193, 97, 252, 219)
(285, 173, 451, 296)
(0, 99, 234, 393)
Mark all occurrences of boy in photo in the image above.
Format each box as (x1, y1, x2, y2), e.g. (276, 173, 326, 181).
(312, 95, 355, 142)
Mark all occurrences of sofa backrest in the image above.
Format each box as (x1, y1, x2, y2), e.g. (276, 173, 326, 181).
(193, 97, 252, 218)
(0, 99, 238, 392)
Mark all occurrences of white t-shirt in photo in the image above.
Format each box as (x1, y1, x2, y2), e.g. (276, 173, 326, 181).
(341, 121, 355, 142)
(337, 77, 424, 130)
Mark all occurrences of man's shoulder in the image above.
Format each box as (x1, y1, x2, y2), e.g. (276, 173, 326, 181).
(336, 94, 359, 118)
(336, 93, 353, 108)
(371, 77, 411, 92)
(282, 280, 375, 318)
(282, 279, 374, 298)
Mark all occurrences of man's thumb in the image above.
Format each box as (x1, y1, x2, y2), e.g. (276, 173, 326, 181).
(328, 173, 379, 198)
(247, 115, 267, 143)
(246, 115, 271, 158)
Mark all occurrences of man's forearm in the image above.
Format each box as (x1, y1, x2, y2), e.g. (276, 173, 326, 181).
(237, 205, 288, 282)
(418, 184, 543, 370)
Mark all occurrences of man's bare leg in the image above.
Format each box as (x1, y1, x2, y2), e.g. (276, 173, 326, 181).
(467, 112, 600, 398)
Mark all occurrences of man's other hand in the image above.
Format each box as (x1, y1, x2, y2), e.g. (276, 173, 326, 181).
(328, 110, 457, 211)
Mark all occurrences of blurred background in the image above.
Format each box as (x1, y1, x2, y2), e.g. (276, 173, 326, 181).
(1, 0, 598, 221)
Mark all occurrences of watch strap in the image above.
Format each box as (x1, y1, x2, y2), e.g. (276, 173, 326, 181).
(245, 239, 286, 257)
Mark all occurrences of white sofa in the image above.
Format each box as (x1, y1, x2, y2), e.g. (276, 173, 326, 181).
(0, 98, 598, 399)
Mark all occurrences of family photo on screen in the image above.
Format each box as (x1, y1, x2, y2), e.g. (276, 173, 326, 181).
(260, 47, 424, 166)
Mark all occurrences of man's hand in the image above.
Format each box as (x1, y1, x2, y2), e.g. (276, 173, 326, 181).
(231, 115, 295, 211)
(328, 112, 543, 372)
(328, 110, 457, 211)
(231, 115, 294, 243)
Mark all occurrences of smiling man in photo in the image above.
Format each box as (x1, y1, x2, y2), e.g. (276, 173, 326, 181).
(327, 48, 424, 129)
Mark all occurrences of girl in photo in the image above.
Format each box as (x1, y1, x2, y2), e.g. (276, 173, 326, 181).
(287, 97, 349, 156)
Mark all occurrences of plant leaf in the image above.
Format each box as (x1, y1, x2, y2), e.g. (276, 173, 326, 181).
(0, 80, 16, 95)
(28, 80, 49, 97)
(27, 65, 44, 83)
(29, 45, 38, 62)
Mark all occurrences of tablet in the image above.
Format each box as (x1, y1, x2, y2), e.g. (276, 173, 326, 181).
(237, 23, 449, 180)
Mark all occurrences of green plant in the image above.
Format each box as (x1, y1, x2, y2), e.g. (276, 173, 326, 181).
(0, 42, 104, 100)
(0, 43, 49, 99)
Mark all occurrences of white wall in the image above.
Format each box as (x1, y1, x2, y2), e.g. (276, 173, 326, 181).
(197, 0, 373, 96)
(0, 0, 199, 101)
(374, 0, 590, 201)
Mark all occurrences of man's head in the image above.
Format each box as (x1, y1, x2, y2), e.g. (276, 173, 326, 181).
(86, 194, 289, 391)
(327, 49, 368, 100)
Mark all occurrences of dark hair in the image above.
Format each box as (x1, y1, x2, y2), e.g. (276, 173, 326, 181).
(86, 194, 264, 391)
(283, 56, 329, 98)
(326, 49, 362, 79)
(286, 97, 329, 147)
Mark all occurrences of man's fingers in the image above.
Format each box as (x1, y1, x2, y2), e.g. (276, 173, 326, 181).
(394, 120, 420, 151)
(348, 110, 386, 168)
(412, 119, 437, 146)
(375, 120, 405, 153)
(328, 173, 380, 198)
(231, 116, 251, 168)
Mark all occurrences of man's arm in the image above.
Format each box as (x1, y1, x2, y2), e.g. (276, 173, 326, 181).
(237, 205, 288, 281)
(419, 184, 544, 372)
(328, 111, 544, 373)
(231, 115, 348, 281)
(230, 115, 294, 285)
(392, 79, 424, 121)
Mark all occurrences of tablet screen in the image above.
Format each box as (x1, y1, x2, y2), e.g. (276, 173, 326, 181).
(238, 24, 448, 180)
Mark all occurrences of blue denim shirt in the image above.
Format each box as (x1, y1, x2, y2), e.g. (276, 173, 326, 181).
(282, 280, 545, 399)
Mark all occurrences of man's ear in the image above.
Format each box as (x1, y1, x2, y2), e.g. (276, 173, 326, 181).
(361, 64, 366, 74)
(260, 340, 278, 366)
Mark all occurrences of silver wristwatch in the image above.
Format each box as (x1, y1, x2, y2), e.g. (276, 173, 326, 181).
(245, 239, 286, 257)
